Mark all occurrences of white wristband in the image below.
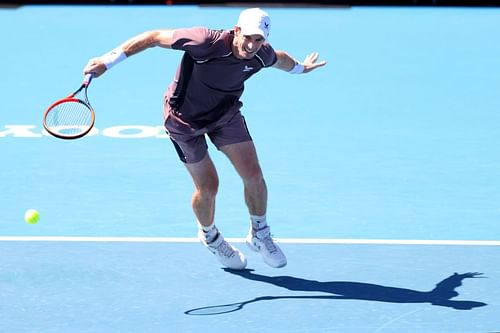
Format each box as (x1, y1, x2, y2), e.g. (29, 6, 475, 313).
(100, 47, 127, 70)
(288, 61, 304, 74)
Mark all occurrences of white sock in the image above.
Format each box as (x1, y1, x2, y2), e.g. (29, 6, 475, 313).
(250, 214, 267, 230)
(198, 222, 218, 243)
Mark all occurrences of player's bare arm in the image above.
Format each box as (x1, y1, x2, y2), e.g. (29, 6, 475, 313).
(273, 50, 327, 74)
(84, 29, 175, 77)
(121, 29, 175, 55)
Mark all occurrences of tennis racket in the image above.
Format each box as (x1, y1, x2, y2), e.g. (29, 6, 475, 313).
(43, 73, 95, 139)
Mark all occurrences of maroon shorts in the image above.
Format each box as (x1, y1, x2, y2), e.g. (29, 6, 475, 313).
(164, 107, 252, 164)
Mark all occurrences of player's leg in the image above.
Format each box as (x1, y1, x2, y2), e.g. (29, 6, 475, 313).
(208, 111, 268, 218)
(218, 140, 287, 268)
(219, 141, 267, 216)
(182, 152, 247, 270)
(184, 153, 219, 228)
(164, 111, 219, 228)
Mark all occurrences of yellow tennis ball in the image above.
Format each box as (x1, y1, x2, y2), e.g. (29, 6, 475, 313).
(24, 209, 40, 224)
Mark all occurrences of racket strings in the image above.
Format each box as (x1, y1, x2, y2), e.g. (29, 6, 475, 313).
(45, 100, 93, 136)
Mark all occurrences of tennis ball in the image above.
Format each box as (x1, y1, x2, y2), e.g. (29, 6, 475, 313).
(24, 209, 40, 224)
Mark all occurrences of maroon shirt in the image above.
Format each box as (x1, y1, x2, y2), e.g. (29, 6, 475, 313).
(166, 27, 277, 127)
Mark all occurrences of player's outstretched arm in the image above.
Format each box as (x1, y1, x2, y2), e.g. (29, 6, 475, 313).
(273, 50, 326, 74)
(84, 29, 175, 78)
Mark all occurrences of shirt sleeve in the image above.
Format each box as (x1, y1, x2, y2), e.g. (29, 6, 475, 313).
(171, 27, 219, 59)
(257, 43, 278, 68)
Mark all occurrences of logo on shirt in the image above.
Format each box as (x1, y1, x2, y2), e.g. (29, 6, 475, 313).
(243, 65, 254, 72)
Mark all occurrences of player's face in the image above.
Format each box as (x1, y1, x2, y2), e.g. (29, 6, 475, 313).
(233, 28, 265, 59)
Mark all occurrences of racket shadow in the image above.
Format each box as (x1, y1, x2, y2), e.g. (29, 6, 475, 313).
(185, 270, 487, 315)
(184, 294, 344, 315)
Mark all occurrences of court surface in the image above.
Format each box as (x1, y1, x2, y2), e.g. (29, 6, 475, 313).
(1, 5, 499, 332)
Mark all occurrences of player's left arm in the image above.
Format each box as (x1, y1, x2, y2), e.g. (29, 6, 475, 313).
(273, 50, 326, 74)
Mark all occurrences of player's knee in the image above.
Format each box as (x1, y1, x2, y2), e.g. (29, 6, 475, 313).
(243, 168, 265, 188)
(197, 178, 219, 198)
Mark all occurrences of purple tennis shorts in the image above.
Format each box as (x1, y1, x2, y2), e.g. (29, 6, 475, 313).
(163, 106, 252, 164)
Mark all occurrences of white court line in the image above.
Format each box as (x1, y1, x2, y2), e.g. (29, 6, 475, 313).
(0, 236, 499, 246)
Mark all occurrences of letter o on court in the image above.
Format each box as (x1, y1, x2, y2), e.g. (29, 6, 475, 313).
(101, 125, 159, 138)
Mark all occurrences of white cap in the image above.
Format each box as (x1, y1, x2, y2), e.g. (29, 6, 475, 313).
(236, 8, 271, 40)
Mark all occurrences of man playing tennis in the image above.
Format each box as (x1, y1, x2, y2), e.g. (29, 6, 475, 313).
(84, 8, 326, 270)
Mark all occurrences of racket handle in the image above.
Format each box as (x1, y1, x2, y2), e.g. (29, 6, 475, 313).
(83, 73, 94, 86)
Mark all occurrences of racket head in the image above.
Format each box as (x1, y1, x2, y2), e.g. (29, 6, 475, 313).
(43, 97, 95, 139)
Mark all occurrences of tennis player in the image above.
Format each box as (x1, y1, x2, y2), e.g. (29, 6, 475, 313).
(84, 8, 326, 270)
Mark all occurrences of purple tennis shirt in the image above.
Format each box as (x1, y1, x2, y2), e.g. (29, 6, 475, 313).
(165, 27, 277, 127)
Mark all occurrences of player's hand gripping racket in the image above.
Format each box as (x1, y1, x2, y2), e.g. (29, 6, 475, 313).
(43, 73, 95, 139)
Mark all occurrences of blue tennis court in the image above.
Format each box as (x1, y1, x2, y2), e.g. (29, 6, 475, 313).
(1, 5, 499, 332)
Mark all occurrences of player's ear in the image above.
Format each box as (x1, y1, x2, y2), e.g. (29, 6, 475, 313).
(234, 26, 241, 35)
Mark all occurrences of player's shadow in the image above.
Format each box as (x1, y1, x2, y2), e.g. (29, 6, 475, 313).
(185, 270, 486, 315)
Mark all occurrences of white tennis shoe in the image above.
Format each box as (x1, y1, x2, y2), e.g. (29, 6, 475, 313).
(199, 230, 247, 270)
(246, 225, 287, 268)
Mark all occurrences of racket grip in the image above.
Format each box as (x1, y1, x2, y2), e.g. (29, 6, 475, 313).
(83, 73, 94, 86)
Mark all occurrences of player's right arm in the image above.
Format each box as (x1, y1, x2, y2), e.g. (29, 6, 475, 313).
(84, 29, 175, 77)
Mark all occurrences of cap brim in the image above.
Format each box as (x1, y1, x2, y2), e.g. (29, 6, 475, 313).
(240, 27, 267, 39)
